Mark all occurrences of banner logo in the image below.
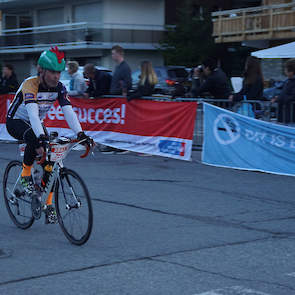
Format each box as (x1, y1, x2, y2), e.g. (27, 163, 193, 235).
(158, 140, 186, 156)
(213, 114, 240, 145)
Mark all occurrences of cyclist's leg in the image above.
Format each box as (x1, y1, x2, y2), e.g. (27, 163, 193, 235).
(6, 118, 39, 191)
(45, 188, 57, 224)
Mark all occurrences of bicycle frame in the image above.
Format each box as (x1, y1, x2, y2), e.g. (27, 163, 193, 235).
(15, 138, 91, 208)
(41, 138, 90, 204)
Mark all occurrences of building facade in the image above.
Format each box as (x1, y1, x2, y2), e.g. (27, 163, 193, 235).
(212, 0, 295, 80)
(0, 0, 165, 80)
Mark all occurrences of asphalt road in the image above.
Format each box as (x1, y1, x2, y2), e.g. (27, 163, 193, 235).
(0, 142, 295, 295)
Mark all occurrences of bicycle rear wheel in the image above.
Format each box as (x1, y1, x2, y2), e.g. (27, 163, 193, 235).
(55, 168, 93, 245)
(3, 161, 34, 229)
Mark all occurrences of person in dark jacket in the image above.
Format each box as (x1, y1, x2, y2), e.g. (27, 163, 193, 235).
(0, 64, 19, 94)
(83, 64, 111, 98)
(110, 45, 132, 96)
(128, 61, 158, 101)
(229, 56, 264, 103)
(271, 59, 295, 123)
(192, 58, 231, 99)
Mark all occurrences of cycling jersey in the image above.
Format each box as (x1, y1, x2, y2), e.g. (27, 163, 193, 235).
(7, 75, 71, 122)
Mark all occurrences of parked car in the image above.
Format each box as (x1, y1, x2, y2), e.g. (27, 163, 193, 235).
(131, 66, 190, 96)
(60, 66, 112, 92)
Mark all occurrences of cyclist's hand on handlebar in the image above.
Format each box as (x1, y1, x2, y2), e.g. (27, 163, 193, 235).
(36, 134, 49, 154)
(77, 131, 94, 148)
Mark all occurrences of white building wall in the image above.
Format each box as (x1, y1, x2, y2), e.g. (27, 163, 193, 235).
(102, 0, 164, 26)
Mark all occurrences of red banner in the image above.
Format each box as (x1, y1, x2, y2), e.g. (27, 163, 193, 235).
(43, 97, 196, 139)
(0, 95, 197, 160)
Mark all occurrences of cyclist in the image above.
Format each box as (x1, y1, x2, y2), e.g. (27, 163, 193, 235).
(6, 46, 93, 224)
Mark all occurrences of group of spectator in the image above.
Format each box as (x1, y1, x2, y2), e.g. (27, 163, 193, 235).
(0, 45, 158, 104)
(2, 45, 295, 125)
(190, 56, 264, 102)
(190, 55, 295, 123)
(65, 45, 157, 102)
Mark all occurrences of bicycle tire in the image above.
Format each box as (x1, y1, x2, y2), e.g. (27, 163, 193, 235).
(55, 168, 93, 245)
(3, 160, 34, 229)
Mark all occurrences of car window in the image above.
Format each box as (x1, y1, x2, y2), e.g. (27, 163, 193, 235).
(132, 70, 140, 82)
(155, 69, 162, 77)
(167, 68, 188, 79)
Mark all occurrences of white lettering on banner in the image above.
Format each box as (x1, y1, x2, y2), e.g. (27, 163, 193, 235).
(244, 129, 289, 148)
(245, 130, 266, 143)
(212, 111, 295, 149)
(104, 109, 112, 123)
(88, 109, 95, 124)
(48, 104, 126, 125)
(270, 134, 285, 148)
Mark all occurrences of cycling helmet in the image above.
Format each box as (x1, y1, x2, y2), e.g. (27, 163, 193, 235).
(38, 46, 66, 72)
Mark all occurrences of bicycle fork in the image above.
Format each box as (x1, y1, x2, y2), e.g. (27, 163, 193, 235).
(58, 168, 81, 211)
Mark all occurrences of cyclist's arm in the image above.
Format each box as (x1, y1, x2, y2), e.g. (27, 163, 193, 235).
(26, 103, 45, 137)
(58, 83, 82, 134)
(62, 105, 82, 134)
(22, 78, 44, 138)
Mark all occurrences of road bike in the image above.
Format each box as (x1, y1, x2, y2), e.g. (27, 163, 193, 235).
(2, 133, 93, 246)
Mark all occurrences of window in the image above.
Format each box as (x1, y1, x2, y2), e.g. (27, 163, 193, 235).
(73, 2, 102, 23)
(37, 7, 64, 26)
(4, 13, 33, 30)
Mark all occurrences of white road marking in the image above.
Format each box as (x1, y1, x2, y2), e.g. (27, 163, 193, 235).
(193, 286, 271, 295)
(286, 272, 295, 277)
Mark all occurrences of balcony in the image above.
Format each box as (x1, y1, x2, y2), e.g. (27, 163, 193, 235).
(0, 22, 164, 53)
(212, 2, 295, 43)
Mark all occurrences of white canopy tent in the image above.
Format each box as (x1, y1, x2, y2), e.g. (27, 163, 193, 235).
(251, 41, 295, 58)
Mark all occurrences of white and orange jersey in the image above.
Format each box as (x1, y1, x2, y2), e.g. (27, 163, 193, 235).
(7, 76, 71, 122)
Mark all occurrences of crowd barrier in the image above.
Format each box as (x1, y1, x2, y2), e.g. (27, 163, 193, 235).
(0, 93, 291, 152)
(182, 98, 279, 148)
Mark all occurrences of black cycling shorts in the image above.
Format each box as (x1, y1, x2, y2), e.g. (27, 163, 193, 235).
(6, 118, 47, 166)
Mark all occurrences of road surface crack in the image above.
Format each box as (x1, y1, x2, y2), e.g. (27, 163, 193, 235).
(0, 237, 274, 287)
(91, 197, 295, 237)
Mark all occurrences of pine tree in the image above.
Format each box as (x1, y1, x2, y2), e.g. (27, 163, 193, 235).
(160, 0, 217, 66)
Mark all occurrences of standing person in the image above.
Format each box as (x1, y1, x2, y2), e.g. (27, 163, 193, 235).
(6, 47, 93, 224)
(229, 56, 264, 102)
(99, 46, 131, 154)
(128, 61, 158, 101)
(192, 57, 231, 99)
(83, 63, 111, 98)
(271, 58, 295, 123)
(67, 61, 87, 97)
(110, 45, 132, 96)
(0, 64, 19, 94)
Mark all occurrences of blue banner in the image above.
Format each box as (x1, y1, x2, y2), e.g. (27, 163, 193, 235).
(202, 103, 295, 176)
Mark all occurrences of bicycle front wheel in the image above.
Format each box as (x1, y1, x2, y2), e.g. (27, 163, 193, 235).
(3, 161, 34, 229)
(55, 168, 93, 245)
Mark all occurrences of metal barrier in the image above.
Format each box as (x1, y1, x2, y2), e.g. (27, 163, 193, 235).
(5, 92, 287, 150)
(118, 95, 279, 149)
(180, 99, 276, 149)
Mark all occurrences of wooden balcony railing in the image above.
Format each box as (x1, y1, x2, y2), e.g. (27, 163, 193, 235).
(212, 2, 295, 43)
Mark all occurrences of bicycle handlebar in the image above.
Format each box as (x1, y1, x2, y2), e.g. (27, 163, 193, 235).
(70, 139, 91, 159)
(36, 138, 93, 164)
